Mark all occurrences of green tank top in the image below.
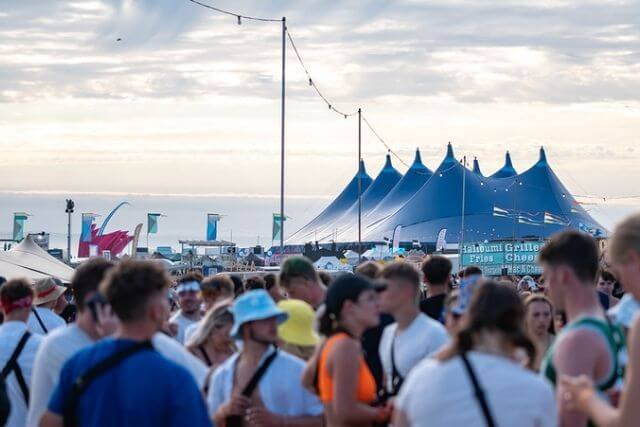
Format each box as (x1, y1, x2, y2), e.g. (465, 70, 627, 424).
(541, 316, 626, 391)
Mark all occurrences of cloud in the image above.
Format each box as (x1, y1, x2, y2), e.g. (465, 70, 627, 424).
(0, 0, 639, 104)
(1, 0, 640, 199)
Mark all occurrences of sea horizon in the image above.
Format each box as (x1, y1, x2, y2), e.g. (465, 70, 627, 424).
(1, 190, 639, 257)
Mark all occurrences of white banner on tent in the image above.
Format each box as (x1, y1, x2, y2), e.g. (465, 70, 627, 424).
(392, 225, 402, 252)
(436, 228, 448, 251)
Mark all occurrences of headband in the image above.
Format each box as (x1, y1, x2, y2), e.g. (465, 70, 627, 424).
(176, 281, 201, 294)
(0, 295, 33, 315)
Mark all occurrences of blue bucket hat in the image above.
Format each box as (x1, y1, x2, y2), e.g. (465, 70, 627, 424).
(230, 289, 288, 338)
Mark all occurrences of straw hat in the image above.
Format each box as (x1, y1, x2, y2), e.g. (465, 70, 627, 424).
(33, 277, 66, 305)
(277, 299, 320, 347)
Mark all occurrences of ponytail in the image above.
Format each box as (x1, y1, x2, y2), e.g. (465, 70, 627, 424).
(318, 309, 336, 337)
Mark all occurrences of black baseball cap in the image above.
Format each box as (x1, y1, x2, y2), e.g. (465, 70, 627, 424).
(325, 273, 385, 317)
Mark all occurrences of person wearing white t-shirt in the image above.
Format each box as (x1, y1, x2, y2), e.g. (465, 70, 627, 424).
(393, 281, 557, 427)
(0, 279, 44, 427)
(169, 275, 203, 344)
(27, 259, 210, 427)
(27, 278, 67, 335)
(379, 262, 449, 397)
(27, 259, 117, 427)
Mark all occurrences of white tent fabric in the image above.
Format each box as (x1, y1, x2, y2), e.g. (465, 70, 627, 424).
(0, 259, 51, 282)
(314, 256, 349, 271)
(343, 250, 359, 260)
(0, 236, 75, 282)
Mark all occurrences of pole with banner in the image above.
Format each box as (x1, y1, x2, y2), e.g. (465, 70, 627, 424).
(146, 213, 164, 251)
(272, 213, 287, 248)
(80, 213, 97, 243)
(207, 214, 221, 241)
(12, 213, 30, 242)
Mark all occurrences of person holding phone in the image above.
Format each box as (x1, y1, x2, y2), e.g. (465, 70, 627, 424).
(28, 258, 118, 427)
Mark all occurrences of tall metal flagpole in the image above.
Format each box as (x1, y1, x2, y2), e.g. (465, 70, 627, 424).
(358, 108, 362, 263)
(280, 17, 286, 259)
(511, 178, 518, 274)
(460, 156, 466, 263)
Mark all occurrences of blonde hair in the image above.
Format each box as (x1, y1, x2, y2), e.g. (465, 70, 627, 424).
(609, 213, 640, 264)
(186, 299, 233, 348)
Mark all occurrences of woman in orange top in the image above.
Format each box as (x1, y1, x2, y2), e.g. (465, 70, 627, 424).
(304, 274, 391, 426)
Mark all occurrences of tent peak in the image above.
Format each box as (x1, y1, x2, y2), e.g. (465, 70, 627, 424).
(504, 151, 513, 167)
(414, 148, 423, 165)
(444, 142, 455, 162)
(473, 157, 483, 175)
(383, 153, 393, 169)
(537, 146, 548, 166)
(357, 159, 368, 177)
(490, 151, 517, 178)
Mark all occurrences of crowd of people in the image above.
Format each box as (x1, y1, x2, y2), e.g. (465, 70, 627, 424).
(1, 212, 640, 426)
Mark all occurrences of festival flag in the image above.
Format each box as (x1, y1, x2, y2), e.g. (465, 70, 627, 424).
(435, 228, 447, 251)
(272, 214, 286, 242)
(492, 206, 513, 218)
(579, 223, 603, 237)
(518, 215, 542, 226)
(12, 213, 29, 241)
(147, 213, 163, 234)
(207, 214, 221, 241)
(392, 225, 403, 253)
(81, 213, 97, 242)
(544, 212, 568, 226)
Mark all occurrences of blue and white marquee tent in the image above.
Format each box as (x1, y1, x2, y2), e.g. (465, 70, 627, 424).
(314, 154, 402, 241)
(286, 160, 373, 243)
(287, 144, 606, 245)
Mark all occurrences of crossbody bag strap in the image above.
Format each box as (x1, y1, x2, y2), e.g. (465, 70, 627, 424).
(62, 341, 154, 427)
(460, 353, 496, 427)
(225, 348, 279, 427)
(31, 308, 48, 333)
(390, 333, 404, 395)
(1, 331, 32, 403)
(241, 348, 278, 397)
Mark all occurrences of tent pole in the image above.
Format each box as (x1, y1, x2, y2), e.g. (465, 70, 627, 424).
(280, 17, 286, 261)
(67, 211, 72, 263)
(358, 107, 362, 264)
(460, 155, 466, 259)
(512, 178, 518, 274)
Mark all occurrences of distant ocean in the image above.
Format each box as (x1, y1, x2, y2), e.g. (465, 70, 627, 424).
(0, 191, 638, 256)
(0, 192, 332, 255)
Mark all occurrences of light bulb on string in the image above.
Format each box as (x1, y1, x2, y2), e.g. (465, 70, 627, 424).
(237, 16, 241, 25)
(308, 78, 313, 86)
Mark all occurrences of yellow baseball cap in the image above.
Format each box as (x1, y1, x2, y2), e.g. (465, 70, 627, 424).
(277, 299, 320, 347)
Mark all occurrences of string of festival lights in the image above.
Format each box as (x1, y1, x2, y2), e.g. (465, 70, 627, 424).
(185, 0, 412, 166)
(185, 0, 640, 204)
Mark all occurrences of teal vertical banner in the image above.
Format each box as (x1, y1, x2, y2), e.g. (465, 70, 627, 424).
(147, 213, 161, 234)
(12, 213, 28, 241)
(207, 214, 220, 241)
(272, 213, 285, 242)
(81, 213, 95, 243)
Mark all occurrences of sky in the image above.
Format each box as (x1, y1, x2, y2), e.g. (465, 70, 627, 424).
(1, 0, 639, 213)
